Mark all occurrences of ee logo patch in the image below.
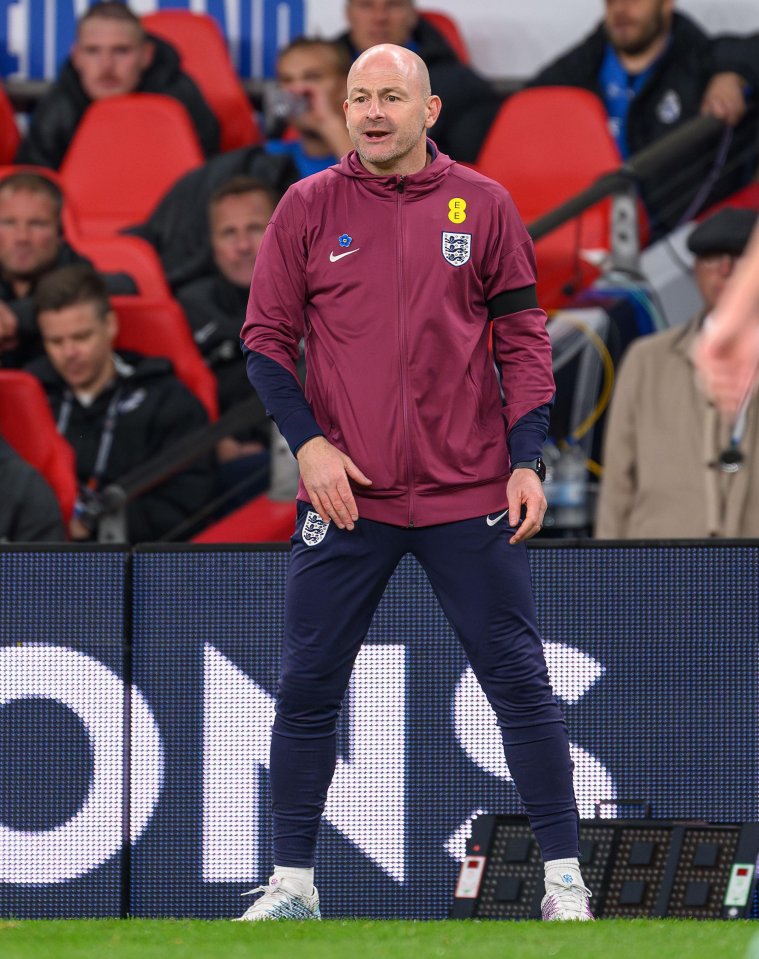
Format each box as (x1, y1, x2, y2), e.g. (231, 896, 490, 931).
(448, 197, 467, 224)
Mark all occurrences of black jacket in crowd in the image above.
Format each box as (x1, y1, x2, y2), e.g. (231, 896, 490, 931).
(16, 34, 220, 169)
(0, 436, 66, 542)
(334, 18, 503, 163)
(129, 145, 298, 289)
(527, 12, 738, 155)
(176, 272, 269, 441)
(527, 13, 758, 228)
(27, 351, 215, 543)
(0, 242, 92, 368)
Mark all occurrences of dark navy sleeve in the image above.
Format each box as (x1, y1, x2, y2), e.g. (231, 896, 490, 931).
(507, 398, 554, 464)
(244, 346, 324, 455)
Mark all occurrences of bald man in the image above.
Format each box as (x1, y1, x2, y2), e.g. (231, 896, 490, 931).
(239, 45, 591, 922)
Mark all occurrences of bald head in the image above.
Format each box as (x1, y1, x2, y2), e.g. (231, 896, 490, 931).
(344, 43, 441, 175)
(348, 43, 431, 99)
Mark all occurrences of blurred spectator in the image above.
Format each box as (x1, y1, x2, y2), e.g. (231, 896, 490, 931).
(0, 171, 136, 368)
(0, 172, 93, 367)
(0, 436, 66, 542)
(266, 38, 353, 178)
(128, 148, 296, 290)
(595, 207, 759, 538)
(333, 0, 501, 162)
(176, 176, 274, 412)
(176, 175, 272, 503)
(17, 1, 219, 169)
(526, 0, 752, 160)
(28, 264, 214, 543)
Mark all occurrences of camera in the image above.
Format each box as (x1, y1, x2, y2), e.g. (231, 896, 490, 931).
(263, 86, 311, 136)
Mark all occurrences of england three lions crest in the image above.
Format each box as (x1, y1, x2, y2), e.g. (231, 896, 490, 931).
(302, 510, 330, 546)
(442, 231, 471, 267)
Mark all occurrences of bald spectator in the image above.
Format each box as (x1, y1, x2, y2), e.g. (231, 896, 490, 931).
(17, 1, 219, 169)
(333, 0, 502, 162)
(266, 38, 353, 179)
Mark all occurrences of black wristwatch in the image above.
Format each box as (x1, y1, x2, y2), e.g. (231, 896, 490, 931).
(511, 457, 546, 482)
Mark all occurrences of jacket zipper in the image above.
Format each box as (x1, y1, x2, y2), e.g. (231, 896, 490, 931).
(396, 174, 415, 527)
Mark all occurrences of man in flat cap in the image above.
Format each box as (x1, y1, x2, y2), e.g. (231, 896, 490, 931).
(595, 207, 759, 538)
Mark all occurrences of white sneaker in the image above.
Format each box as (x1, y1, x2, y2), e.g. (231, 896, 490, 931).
(233, 875, 321, 921)
(541, 872, 594, 921)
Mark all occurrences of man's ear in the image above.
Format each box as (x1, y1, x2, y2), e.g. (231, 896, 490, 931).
(425, 94, 442, 129)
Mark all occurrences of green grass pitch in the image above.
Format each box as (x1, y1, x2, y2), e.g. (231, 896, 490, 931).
(2, 919, 759, 959)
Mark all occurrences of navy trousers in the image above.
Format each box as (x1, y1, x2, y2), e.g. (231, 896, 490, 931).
(270, 503, 580, 866)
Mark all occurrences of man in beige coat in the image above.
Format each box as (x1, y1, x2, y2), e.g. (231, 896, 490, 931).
(596, 207, 759, 538)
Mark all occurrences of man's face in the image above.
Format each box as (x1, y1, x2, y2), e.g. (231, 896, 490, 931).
(694, 252, 740, 313)
(604, 0, 674, 57)
(0, 189, 61, 280)
(38, 301, 117, 392)
(346, 0, 418, 52)
(277, 46, 347, 131)
(210, 191, 276, 288)
(345, 49, 438, 174)
(72, 18, 153, 100)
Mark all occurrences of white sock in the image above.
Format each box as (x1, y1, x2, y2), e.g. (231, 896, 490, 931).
(273, 865, 314, 895)
(544, 857, 583, 886)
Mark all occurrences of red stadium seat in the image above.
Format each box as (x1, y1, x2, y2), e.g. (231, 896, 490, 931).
(0, 83, 20, 164)
(476, 87, 644, 310)
(419, 10, 470, 64)
(72, 233, 172, 299)
(111, 295, 218, 420)
(141, 10, 262, 151)
(60, 94, 204, 236)
(0, 370, 77, 522)
(193, 493, 296, 543)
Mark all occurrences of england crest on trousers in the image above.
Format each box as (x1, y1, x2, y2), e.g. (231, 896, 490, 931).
(302, 510, 330, 546)
(442, 232, 471, 267)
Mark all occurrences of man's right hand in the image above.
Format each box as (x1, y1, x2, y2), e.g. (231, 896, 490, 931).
(296, 435, 372, 530)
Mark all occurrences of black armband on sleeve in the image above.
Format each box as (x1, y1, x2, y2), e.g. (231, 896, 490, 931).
(488, 284, 538, 318)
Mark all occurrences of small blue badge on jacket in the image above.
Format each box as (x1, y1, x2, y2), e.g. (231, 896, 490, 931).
(338, 233, 352, 248)
(442, 231, 471, 266)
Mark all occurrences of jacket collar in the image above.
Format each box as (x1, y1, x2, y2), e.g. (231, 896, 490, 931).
(332, 139, 454, 198)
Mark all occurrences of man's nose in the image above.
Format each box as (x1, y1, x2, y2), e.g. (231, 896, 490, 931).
(367, 97, 384, 118)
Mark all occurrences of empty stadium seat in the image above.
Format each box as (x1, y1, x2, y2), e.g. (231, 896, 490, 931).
(419, 10, 470, 64)
(111, 295, 218, 420)
(60, 94, 204, 236)
(476, 87, 637, 310)
(193, 493, 295, 543)
(0, 83, 20, 164)
(0, 370, 77, 522)
(142, 10, 262, 151)
(72, 233, 172, 299)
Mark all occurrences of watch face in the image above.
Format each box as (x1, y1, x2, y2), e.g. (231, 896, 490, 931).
(535, 457, 546, 482)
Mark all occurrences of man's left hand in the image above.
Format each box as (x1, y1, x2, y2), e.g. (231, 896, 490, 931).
(506, 468, 546, 545)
